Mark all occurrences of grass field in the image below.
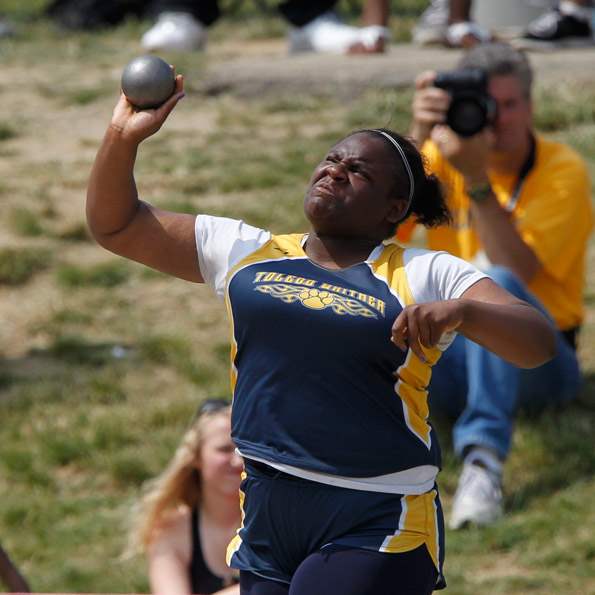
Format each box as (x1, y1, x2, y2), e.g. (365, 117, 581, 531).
(0, 2, 594, 594)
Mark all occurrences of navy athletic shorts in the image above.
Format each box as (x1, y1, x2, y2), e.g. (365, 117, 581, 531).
(227, 460, 446, 591)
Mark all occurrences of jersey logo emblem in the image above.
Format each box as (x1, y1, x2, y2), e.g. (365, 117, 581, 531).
(255, 284, 377, 318)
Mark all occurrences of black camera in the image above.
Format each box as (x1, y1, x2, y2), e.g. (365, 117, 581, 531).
(433, 68, 497, 137)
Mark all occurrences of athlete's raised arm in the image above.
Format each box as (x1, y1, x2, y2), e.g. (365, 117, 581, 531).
(86, 75, 203, 283)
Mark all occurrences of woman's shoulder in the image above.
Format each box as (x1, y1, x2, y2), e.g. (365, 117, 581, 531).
(149, 505, 193, 552)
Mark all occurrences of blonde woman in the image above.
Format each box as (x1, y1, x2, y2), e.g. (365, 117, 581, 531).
(128, 399, 243, 595)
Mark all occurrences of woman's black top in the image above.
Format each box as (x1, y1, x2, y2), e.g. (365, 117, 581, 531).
(190, 507, 238, 594)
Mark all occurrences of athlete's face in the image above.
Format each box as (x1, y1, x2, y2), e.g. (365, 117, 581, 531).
(304, 133, 409, 240)
(197, 413, 242, 496)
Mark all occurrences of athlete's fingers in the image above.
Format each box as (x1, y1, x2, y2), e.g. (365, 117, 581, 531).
(155, 75, 185, 120)
(404, 312, 427, 363)
(391, 312, 408, 351)
(391, 326, 408, 351)
(429, 321, 441, 348)
(425, 312, 446, 348)
(418, 318, 434, 350)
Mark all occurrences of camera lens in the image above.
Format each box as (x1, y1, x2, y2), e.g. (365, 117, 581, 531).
(434, 68, 496, 138)
(447, 95, 488, 137)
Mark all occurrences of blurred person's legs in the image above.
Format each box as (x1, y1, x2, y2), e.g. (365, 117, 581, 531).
(142, 0, 335, 53)
(286, 0, 390, 54)
(446, 0, 491, 47)
(521, 0, 593, 47)
(413, 0, 491, 48)
(278, 0, 338, 28)
(141, 0, 213, 51)
(352, 0, 391, 52)
(142, 0, 390, 54)
(46, 0, 144, 30)
(429, 266, 581, 529)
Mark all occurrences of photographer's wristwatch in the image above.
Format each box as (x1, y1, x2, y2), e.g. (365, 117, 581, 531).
(466, 181, 493, 203)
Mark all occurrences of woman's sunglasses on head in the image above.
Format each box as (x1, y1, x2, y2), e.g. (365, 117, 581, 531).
(196, 397, 231, 417)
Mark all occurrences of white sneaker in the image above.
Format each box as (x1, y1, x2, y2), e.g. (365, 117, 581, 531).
(141, 12, 206, 52)
(445, 21, 491, 47)
(412, 0, 448, 46)
(288, 11, 389, 54)
(449, 461, 503, 530)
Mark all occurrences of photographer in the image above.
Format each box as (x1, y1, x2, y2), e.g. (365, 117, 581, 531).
(406, 42, 593, 529)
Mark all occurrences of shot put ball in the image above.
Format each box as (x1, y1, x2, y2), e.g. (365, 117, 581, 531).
(121, 55, 176, 109)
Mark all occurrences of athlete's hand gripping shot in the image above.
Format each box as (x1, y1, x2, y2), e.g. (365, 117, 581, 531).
(87, 74, 556, 595)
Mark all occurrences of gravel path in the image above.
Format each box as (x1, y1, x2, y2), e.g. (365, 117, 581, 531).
(197, 43, 595, 98)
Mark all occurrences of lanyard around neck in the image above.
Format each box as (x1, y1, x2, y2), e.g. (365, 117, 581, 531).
(503, 134, 536, 213)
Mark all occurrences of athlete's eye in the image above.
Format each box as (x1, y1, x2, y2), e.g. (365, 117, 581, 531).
(349, 165, 369, 179)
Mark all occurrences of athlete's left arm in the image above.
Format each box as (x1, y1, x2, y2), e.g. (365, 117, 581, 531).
(391, 277, 555, 369)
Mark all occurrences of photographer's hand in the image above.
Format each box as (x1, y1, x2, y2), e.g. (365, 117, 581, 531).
(410, 71, 450, 148)
(431, 125, 540, 283)
(430, 124, 494, 185)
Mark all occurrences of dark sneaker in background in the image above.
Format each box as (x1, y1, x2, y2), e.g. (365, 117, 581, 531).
(516, 8, 593, 49)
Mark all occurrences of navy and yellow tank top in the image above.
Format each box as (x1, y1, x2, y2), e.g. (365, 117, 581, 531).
(195, 216, 485, 481)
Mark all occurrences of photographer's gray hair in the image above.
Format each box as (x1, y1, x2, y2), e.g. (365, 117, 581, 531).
(458, 42, 534, 99)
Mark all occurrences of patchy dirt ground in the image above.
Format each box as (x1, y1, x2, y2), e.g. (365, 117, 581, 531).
(1, 38, 595, 358)
(1, 30, 595, 594)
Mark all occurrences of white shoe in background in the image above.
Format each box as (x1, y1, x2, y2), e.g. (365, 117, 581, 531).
(449, 457, 503, 530)
(141, 12, 207, 52)
(412, 0, 449, 46)
(288, 11, 389, 54)
(445, 21, 492, 48)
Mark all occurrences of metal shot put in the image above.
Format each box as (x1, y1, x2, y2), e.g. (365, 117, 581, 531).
(121, 55, 176, 109)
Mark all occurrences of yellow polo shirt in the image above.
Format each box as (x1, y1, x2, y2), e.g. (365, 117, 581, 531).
(399, 135, 592, 331)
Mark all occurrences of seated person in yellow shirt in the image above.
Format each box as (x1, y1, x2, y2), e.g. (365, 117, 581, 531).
(404, 41, 593, 529)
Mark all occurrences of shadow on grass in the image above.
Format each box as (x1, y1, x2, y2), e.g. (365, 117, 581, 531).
(506, 401, 595, 512)
(0, 333, 218, 407)
(576, 370, 595, 410)
(0, 339, 131, 410)
(0, 336, 131, 383)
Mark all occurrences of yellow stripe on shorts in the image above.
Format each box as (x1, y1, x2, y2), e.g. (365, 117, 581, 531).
(379, 490, 440, 572)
